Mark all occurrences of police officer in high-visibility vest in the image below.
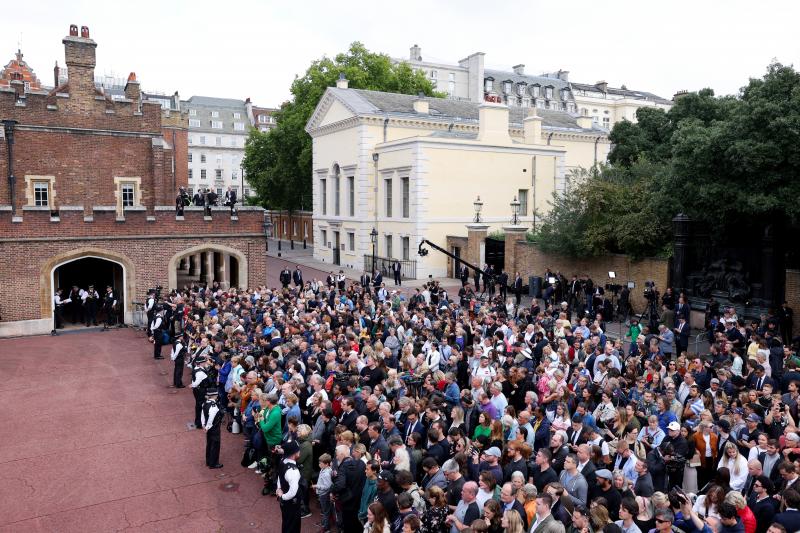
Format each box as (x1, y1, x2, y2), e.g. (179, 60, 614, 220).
(201, 388, 223, 469)
(275, 440, 302, 533)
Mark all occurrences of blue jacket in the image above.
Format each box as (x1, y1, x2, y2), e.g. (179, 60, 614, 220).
(218, 361, 232, 387)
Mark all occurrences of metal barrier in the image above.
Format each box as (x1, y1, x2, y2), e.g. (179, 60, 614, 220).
(364, 255, 417, 280)
(131, 301, 147, 329)
(693, 332, 707, 354)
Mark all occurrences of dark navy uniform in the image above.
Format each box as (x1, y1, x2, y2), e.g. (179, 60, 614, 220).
(201, 389, 223, 468)
(277, 440, 302, 533)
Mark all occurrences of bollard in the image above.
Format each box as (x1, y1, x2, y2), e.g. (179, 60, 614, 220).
(303, 239, 307, 249)
(290, 240, 294, 250)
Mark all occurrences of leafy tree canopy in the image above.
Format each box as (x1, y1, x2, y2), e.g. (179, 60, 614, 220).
(536, 62, 800, 258)
(243, 42, 441, 210)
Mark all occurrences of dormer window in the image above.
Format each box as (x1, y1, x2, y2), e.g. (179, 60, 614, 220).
(545, 86, 554, 99)
(484, 77, 494, 93)
(503, 80, 513, 95)
(530, 84, 540, 98)
(517, 83, 527, 96)
(561, 88, 570, 100)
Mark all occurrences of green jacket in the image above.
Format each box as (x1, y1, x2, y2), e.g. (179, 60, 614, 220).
(358, 477, 377, 521)
(626, 323, 643, 342)
(259, 405, 282, 447)
(297, 436, 313, 481)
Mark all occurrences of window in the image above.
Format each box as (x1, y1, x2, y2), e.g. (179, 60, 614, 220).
(517, 83, 526, 96)
(258, 115, 268, 124)
(232, 168, 238, 179)
(259, 126, 268, 132)
(401, 177, 409, 218)
(531, 85, 540, 97)
(217, 187, 223, 198)
(33, 181, 49, 206)
(430, 70, 437, 80)
(211, 111, 219, 118)
(518, 189, 528, 216)
(189, 119, 200, 127)
(215, 169, 222, 179)
(348, 232, 355, 251)
(211, 120, 223, 129)
(320, 179, 327, 215)
(303, 222, 308, 238)
(545, 87, 554, 99)
(602, 117, 611, 129)
(244, 187, 250, 197)
(448, 73, 455, 95)
(188, 169, 193, 180)
(385, 178, 392, 217)
(232, 186, 239, 195)
(200, 153, 206, 163)
(188, 153, 193, 163)
(484, 78, 493, 92)
(402, 237, 410, 260)
(199, 136, 206, 145)
(189, 109, 197, 116)
(334, 176, 340, 216)
(216, 155, 222, 166)
(503, 81, 512, 94)
(348, 176, 355, 217)
(234, 122, 245, 131)
(188, 136, 193, 145)
(233, 112, 241, 119)
(216, 137, 222, 146)
(200, 169, 207, 180)
(321, 230, 327, 248)
(121, 183, 135, 207)
(385, 235, 393, 259)
(231, 137, 238, 147)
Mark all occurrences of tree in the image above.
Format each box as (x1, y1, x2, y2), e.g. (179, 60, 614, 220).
(243, 42, 441, 210)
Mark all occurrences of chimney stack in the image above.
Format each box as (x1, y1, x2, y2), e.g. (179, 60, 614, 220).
(62, 24, 97, 98)
(412, 93, 429, 114)
(477, 101, 511, 144)
(595, 80, 608, 93)
(512, 64, 525, 75)
(336, 72, 349, 89)
(124, 72, 140, 101)
(523, 109, 542, 144)
(558, 70, 569, 82)
(410, 44, 421, 62)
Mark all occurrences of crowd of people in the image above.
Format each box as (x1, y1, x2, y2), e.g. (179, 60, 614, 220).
(145, 268, 800, 533)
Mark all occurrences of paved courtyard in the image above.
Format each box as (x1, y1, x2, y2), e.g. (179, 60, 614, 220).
(0, 329, 316, 533)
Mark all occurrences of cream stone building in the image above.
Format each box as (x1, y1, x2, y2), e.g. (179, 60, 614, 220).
(305, 78, 611, 280)
(398, 44, 674, 131)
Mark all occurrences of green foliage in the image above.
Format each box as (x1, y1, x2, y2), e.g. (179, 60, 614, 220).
(544, 62, 800, 258)
(243, 42, 441, 210)
(487, 230, 505, 241)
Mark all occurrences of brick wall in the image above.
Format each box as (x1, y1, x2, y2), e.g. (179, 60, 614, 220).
(513, 241, 670, 312)
(786, 269, 800, 333)
(267, 210, 314, 244)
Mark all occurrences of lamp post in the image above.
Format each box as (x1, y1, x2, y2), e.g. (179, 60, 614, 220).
(473, 195, 483, 223)
(3, 119, 18, 216)
(510, 195, 520, 225)
(262, 216, 273, 253)
(370, 227, 378, 274)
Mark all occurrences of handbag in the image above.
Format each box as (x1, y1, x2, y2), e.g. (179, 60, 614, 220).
(161, 330, 171, 345)
(241, 446, 256, 468)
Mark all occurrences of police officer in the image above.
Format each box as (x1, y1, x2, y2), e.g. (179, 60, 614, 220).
(83, 284, 99, 326)
(145, 289, 156, 337)
(53, 288, 72, 329)
(201, 388, 223, 469)
(170, 337, 187, 388)
(276, 440, 302, 533)
(191, 356, 212, 428)
(150, 307, 167, 360)
(102, 285, 117, 329)
(279, 268, 291, 289)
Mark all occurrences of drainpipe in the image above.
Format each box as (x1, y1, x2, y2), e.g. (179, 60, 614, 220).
(593, 136, 601, 175)
(383, 116, 389, 143)
(2, 120, 19, 216)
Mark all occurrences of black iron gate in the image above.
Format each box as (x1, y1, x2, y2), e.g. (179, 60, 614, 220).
(485, 237, 505, 272)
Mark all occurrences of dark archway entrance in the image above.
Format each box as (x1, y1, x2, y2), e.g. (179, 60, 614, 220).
(54, 257, 124, 327)
(485, 237, 505, 272)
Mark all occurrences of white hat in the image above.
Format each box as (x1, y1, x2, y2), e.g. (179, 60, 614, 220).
(667, 421, 680, 431)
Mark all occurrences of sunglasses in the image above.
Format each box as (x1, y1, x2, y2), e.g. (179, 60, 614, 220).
(655, 519, 671, 524)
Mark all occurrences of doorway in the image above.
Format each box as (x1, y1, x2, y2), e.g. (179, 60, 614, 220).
(53, 257, 124, 327)
(333, 231, 341, 265)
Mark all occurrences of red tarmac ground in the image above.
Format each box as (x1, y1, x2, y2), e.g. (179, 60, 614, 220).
(0, 329, 319, 532)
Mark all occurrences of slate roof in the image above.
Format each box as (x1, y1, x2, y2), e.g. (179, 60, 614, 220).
(182, 95, 249, 135)
(326, 88, 604, 133)
(570, 82, 672, 105)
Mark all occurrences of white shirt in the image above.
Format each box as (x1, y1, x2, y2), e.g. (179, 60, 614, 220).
(278, 459, 301, 500)
(201, 401, 220, 430)
(425, 350, 441, 372)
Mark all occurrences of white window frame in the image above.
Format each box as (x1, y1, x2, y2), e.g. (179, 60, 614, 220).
(121, 183, 136, 207)
(234, 122, 245, 131)
(189, 109, 197, 116)
(200, 169, 207, 180)
(233, 112, 241, 119)
(211, 111, 219, 118)
(211, 120, 223, 129)
(189, 119, 201, 127)
(33, 181, 50, 207)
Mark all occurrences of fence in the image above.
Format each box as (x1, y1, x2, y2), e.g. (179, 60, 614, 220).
(363, 255, 417, 280)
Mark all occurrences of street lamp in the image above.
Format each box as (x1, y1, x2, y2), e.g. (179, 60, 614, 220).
(510, 195, 520, 225)
(473, 195, 483, 223)
(370, 227, 378, 274)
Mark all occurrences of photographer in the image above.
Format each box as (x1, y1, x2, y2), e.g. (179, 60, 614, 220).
(175, 186, 189, 215)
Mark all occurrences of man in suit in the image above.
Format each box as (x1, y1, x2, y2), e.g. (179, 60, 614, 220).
(459, 265, 469, 287)
(774, 488, 800, 533)
(676, 295, 691, 321)
(359, 271, 371, 291)
(748, 475, 777, 533)
(674, 317, 690, 356)
(403, 409, 424, 446)
(498, 270, 509, 300)
(500, 482, 530, 530)
(279, 268, 291, 289)
(565, 415, 587, 453)
(513, 272, 523, 307)
(291, 266, 303, 288)
(339, 398, 358, 433)
(575, 444, 596, 494)
(391, 260, 402, 286)
(372, 269, 383, 295)
(331, 444, 366, 533)
(529, 493, 566, 533)
(646, 445, 668, 493)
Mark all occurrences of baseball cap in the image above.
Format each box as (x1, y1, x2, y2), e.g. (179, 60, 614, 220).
(595, 469, 613, 480)
(378, 470, 395, 482)
(484, 447, 502, 458)
(667, 421, 680, 431)
(733, 408, 744, 415)
(710, 378, 720, 385)
(746, 414, 762, 423)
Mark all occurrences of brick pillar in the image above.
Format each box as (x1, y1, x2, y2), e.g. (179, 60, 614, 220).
(503, 225, 528, 279)
(465, 224, 489, 271)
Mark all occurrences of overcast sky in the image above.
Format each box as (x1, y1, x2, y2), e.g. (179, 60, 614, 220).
(4, 0, 799, 107)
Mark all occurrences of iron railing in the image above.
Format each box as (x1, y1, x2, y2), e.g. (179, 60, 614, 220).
(364, 255, 417, 280)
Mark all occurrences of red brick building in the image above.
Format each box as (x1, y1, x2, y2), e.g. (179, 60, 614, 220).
(0, 26, 267, 336)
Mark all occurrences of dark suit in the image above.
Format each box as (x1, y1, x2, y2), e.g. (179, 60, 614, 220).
(676, 302, 691, 321)
(505, 499, 529, 530)
(675, 321, 690, 355)
(292, 269, 303, 287)
(577, 460, 596, 493)
(775, 509, 800, 533)
(551, 445, 569, 474)
(331, 457, 366, 533)
(499, 271, 509, 300)
(460, 266, 469, 287)
(340, 409, 358, 433)
(749, 496, 778, 533)
(403, 420, 424, 445)
(646, 448, 667, 493)
(565, 427, 587, 449)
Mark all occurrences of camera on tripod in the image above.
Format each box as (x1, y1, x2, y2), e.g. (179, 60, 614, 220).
(643, 281, 658, 300)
